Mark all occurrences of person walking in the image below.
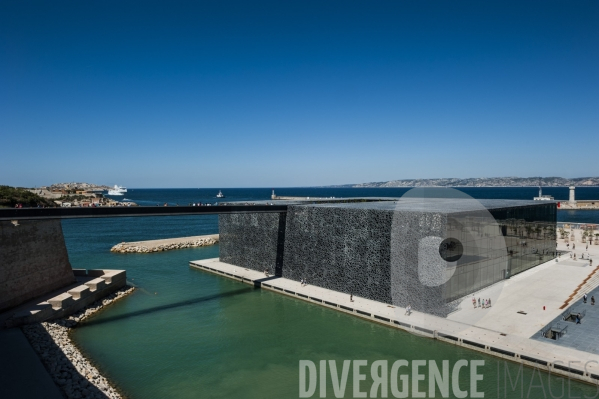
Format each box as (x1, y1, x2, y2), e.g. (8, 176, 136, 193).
(478, 298, 481, 307)
(350, 294, 354, 302)
(472, 297, 476, 308)
(592, 296, 595, 306)
(584, 293, 588, 304)
(489, 298, 492, 307)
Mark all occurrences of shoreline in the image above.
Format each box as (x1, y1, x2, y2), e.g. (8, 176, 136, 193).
(21, 286, 135, 399)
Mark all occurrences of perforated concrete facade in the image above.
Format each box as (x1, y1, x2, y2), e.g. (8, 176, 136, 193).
(218, 199, 556, 317)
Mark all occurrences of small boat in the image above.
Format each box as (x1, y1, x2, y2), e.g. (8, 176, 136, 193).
(216, 190, 225, 198)
(107, 185, 127, 195)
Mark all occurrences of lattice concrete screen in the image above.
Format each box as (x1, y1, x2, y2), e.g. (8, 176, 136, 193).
(219, 199, 556, 317)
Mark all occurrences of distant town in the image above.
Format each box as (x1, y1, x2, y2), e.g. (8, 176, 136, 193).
(0, 183, 127, 208)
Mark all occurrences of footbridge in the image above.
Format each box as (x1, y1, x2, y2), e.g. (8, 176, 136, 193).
(0, 205, 287, 221)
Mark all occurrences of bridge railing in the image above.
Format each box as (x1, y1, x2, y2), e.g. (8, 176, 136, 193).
(0, 205, 288, 221)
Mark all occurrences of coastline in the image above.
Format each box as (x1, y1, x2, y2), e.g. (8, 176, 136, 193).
(21, 286, 135, 399)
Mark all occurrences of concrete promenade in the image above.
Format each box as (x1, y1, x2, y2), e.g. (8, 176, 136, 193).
(0, 328, 63, 399)
(190, 241, 599, 385)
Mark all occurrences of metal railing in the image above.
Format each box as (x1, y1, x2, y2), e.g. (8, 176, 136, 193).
(542, 322, 568, 340)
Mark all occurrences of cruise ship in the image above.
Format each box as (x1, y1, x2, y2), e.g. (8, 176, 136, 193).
(107, 185, 127, 196)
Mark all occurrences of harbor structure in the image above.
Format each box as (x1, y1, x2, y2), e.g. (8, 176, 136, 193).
(534, 186, 554, 200)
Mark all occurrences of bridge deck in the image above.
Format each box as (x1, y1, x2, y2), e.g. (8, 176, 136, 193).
(0, 205, 287, 220)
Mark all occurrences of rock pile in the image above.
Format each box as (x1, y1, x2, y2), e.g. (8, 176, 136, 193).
(21, 286, 135, 399)
(110, 236, 218, 253)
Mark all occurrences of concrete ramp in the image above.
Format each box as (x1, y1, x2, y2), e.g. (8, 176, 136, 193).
(3, 269, 127, 328)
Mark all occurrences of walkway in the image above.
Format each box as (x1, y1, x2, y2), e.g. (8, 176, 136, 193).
(532, 285, 599, 354)
(0, 328, 63, 399)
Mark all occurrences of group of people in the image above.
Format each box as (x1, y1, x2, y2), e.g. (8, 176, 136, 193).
(570, 252, 592, 263)
(472, 296, 492, 309)
(300, 278, 308, 286)
(583, 293, 596, 306)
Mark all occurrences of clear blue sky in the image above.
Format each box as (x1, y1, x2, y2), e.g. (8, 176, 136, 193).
(1, 1, 597, 187)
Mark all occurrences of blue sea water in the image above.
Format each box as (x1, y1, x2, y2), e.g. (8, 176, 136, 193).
(66, 187, 599, 398)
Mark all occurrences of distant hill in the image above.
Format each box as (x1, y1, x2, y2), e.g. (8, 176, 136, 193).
(328, 177, 599, 188)
(48, 182, 110, 191)
(0, 185, 57, 208)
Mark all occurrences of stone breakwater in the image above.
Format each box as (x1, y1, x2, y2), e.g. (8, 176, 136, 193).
(21, 286, 135, 399)
(110, 234, 219, 253)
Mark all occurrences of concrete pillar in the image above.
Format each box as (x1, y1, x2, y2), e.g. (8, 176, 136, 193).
(569, 186, 576, 205)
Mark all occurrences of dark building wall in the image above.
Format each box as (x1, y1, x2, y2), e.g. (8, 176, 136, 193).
(218, 202, 557, 317)
(218, 213, 282, 274)
(283, 205, 393, 303)
(0, 220, 75, 312)
(389, 210, 450, 316)
(491, 203, 557, 277)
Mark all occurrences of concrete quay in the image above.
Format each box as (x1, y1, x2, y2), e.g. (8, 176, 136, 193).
(110, 234, 218, 253)
(20, 287, 135, 399)
(559, 201, 599, 210)
(0, 269, 127, 328)
(190, 253, 599, 386)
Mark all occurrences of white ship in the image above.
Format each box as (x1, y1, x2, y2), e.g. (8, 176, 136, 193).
(107, 185, 127, 196)
(216, 190, 225, 198)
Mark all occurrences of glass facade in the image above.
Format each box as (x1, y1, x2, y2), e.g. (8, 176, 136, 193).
(443, 203, 557, 302)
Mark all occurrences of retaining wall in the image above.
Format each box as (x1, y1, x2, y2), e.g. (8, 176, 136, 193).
(0, 220, 75, 312)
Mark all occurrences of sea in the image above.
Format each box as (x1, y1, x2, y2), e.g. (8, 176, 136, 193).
(65, 187, 599, 398)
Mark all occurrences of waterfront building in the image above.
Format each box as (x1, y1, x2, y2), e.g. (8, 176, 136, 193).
(219, 197, 556, 317)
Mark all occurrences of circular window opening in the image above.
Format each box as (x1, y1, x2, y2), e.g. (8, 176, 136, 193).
(439, 238, 463, 262)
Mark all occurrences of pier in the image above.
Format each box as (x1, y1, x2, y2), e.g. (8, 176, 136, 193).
(557, 186, 599, 210)
(110, 234, 219, 253)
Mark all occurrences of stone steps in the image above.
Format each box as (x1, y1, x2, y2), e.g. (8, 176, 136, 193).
(571, 272, 599, 303)
(560, 266, 599, 309)
(4, 269, 126, 328)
